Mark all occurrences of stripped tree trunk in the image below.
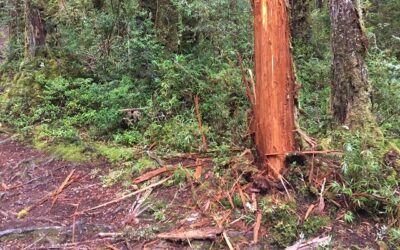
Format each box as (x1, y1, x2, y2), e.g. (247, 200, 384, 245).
(253, 0, 296, 176)
(24, 0, 46, 57)
(329, 0, 375, 129)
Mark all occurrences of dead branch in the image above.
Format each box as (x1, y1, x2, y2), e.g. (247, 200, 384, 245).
(157, 227, 223, 240)
(79, 176, 171, 214)
(195, 95, 208, 152)
(50, 169, 76, 211)
(265, 150, 343, 157)
(16, 169, 76, 218)
(0, 226, 68, 238)
(223, 231, 235, 250)
(285, 236, 331, 250)
(133, 164, 198, 184)
(253, 212, 262, 244)
(237, 53, 255, 108)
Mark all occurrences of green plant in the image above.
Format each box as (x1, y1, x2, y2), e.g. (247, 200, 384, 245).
(343, 211, 354, 224)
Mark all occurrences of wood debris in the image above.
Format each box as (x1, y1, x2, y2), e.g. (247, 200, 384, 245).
(285, 236, 331, 250)
(157, 227, 223, 240)
(253, 211, 262, 244)
(79, 176, 171, 214)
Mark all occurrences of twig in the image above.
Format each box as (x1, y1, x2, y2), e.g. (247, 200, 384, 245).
(98, 232, 124, 237)
(72, 201, 80, 243)
(253, 212, 262, 244)
(195, 95, 208, 152)
(309, 153, 315, 183)
(237, 52, 255, 108)
(133, 164, 199, 184)
(223, 231, 235, 250)
(16, 170, 76, 218)
(50, 169, 76, 211)
(79, 176, 171, 214)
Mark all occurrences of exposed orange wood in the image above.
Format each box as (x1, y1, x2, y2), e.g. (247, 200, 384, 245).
(253, 0, 296, 176)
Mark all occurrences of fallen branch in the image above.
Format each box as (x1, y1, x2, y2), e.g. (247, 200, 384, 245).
(157, 227, 223, 240)
(0, 134, 18, 145)
(50, 169, 76, 211)
(253, 212, 262, 244)
(79, 176, 171, 214)
(223, 231, 235, 250)
(285, 236, 331, 250)
(16, 170, 76, 218)
(0, 226, 68, 238)
(265, 150, 343, 157)
(133, 164, 198, 184)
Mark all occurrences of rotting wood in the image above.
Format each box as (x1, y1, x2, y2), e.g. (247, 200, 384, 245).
(79, 176, 171, 214)
(157, 227, 223, 240)
(253, 0, 296, 176)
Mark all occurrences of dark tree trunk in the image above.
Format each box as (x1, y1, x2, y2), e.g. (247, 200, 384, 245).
(290, 0, 311, 39)
(316, 0, 323, 9)
(24, 0, 46, 57)
(253, 0, 296, 176)
(329, 0, 374, 129)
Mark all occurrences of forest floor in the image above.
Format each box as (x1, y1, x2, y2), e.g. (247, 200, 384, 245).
(0, 133, 383, 249)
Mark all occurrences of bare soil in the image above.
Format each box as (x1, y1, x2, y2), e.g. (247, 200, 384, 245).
(0, 134, 382, 249)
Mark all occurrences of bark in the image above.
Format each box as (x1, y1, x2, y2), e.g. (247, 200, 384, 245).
(329, 0, 374, 129)
(24, 0, 46, 57)
(290, 0, 311, 39)
(253, 0, 296, 175)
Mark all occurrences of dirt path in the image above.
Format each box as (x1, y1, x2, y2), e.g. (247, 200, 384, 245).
(0, 135, 192, 249)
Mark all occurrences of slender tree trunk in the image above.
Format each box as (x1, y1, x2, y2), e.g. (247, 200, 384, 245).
(24, 0, 46, 58)
(329, 0, 374, 129)
(253, 0, 296, 176)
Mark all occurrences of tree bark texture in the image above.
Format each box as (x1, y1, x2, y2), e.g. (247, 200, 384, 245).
(24, 0, 46, 57)
(329, 0, 373, 128)
(253, 0, 296, 175)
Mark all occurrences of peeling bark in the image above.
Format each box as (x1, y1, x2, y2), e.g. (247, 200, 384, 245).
(329, 0, 375, 129)
(253, 0, 296, 175)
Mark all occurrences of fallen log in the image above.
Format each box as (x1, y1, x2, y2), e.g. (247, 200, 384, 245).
(157, 227, 223, 240)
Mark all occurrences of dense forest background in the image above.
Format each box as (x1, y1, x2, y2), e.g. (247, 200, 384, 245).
(0, 0, 399, 248)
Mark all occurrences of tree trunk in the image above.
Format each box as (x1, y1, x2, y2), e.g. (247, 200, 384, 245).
(329, 0, 374, 129)
(253, 0, 296, 176)
(290, 0, 311, 40)
(24, 0, 46, 57)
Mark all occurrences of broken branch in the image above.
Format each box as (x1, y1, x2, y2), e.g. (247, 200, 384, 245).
(79, 176, 171, 214)
(157, 227, 223, 240)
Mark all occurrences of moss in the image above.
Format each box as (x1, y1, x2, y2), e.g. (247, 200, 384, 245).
(302, 215, 330, 238)
(95, 143, 134, 164)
